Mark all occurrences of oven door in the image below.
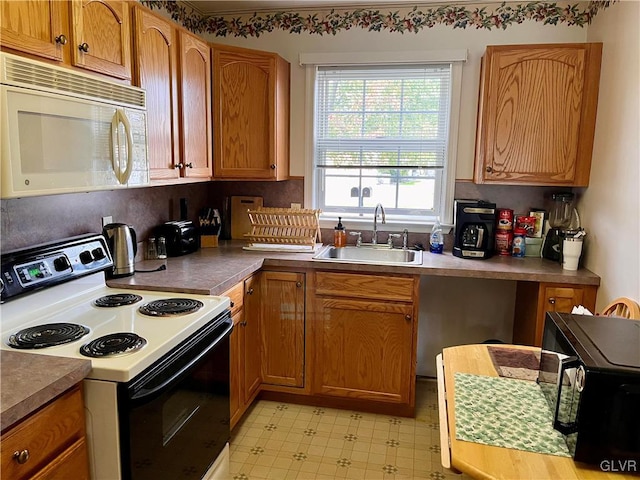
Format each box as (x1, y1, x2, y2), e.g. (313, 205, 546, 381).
(118, 312, 232, 480)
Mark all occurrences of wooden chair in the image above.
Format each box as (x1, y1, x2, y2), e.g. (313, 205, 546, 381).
(600, 297, 640, 319)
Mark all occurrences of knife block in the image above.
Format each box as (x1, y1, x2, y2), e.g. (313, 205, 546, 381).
(201, 234, 219, 248)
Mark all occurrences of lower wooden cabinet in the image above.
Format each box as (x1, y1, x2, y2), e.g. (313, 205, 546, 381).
(311, 272, 419, 411)
(1, 385, 89, 480)
(513, 281, 598, 347)
(260, 271, 305, 388)
(227, 273, 262, 429)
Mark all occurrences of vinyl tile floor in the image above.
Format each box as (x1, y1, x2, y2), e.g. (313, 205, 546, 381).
(229, 378, 473, 480)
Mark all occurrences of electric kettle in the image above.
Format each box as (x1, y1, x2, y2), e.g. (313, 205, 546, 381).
(102, 223, 137, 278)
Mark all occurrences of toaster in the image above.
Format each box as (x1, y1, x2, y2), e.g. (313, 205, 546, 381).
(154, 221, 199, 256)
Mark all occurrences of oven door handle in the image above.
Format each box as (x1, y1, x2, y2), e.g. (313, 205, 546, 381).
(131, 322, 233, 402)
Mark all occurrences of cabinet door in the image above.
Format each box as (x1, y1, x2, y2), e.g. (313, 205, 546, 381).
(475, 44, 601, 186)
(70, 0, 131, 79)
(178, 31, 212, 179)
(313, 297, 414, 404)
(261, 271, 305, 387)
(1, 1, 68, 62)
(213, 48, 276, 179)
(243, 274, 262, 403)
(132, 6, 180, 180)
(229, 309, 243, 429)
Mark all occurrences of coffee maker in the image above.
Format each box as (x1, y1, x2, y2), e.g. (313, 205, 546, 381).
(453, 200, 497, 259)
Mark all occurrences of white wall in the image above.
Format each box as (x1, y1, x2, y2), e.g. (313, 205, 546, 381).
(582, 1, 640, 310)
(204, 14, 586, 178)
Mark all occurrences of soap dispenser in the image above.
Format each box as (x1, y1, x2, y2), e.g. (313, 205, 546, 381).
(334, 217, 346, 247)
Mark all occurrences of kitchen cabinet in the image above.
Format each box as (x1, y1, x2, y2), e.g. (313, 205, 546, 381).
(132, 6, 211, 181)
(311, 272, 418, 412)
(132, 5, 180, 181)
(177, 30, 212, 179)
(474, 43, 602, 186)
(212, 43, 290, 180)
(513, 281, 598, 347)
(1, 0, 132, 80)
(1, 1, 68, 63)
(227, 273, 262, 429)
(70, 0, 131, 80)
(260, 271, 305, 388)
(1, 385, 89, 480)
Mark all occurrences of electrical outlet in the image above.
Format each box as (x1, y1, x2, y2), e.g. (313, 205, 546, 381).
(291, 203, 301, 209)
(102, 216, 113, 227)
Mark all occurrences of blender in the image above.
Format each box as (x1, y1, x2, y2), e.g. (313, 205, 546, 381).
(542, 193, 575, 261)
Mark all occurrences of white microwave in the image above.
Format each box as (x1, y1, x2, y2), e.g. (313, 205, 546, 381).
(0, 53, 149, 198)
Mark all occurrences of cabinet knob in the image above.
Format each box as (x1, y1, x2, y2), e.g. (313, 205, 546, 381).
(174, 163, 184, 169)
(240, 320, 247, 326)
(78, 42, 90, 53)
(405, 314, 412, 321)
(229, 301, 235, 308)
(485, 166, 493, 173)
(548, 297, 556, 305)
(55, 34, 68, 45)
(247, 288, 254, 295)
(13, 449, 30, 464)
(185, 163, 193, 168)
(270, 164, 276, 169)
(296, 281, 302, 288)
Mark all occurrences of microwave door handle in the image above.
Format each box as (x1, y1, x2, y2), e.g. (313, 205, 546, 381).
(554, 357, 581, 435)
(110, 109, 134, 184)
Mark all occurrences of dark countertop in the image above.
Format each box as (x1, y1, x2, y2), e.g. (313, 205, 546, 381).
(1, 351, 91, 432)
(107, 240, 600, 295)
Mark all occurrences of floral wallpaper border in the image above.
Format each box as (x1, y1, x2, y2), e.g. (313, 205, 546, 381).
(140, 1, 615, 38)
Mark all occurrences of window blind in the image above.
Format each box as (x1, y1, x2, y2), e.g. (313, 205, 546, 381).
(314, 64, 452, 169)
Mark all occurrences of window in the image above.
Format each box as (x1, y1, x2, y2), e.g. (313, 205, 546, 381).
(303, 52, 464, 229)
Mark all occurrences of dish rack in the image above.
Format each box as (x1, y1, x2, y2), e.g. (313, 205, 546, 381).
(245, 207, 321, 247)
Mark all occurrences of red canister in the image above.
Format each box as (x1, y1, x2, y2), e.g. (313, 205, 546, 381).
(495, 231, 513, 256)
(497, 208, 514, 231)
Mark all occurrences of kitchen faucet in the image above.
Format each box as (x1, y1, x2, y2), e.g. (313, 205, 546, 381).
(372, 203, 386, 245)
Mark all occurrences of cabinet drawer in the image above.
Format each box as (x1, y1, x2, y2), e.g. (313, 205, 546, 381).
(315, 272, 416, 302)
(31, 438, 89, 480)
(223, 282, 244, 316)
(1, 385, 86, 480)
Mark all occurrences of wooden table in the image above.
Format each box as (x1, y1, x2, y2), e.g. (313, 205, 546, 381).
(436, 344, 635, 479)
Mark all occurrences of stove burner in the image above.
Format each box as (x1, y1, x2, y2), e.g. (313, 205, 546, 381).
(94, 293, 143, 308)
(139, 298, 204, 317)
(80, 333, 147, 358)
(8, 323, 90, 349)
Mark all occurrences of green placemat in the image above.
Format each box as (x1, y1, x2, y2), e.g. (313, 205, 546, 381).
(454, 372, 570, 457)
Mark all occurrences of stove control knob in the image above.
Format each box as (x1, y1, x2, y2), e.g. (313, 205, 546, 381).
(79, 250, 93, 264)
(53, 256, 71, 272)
(92, 248, 106, 260)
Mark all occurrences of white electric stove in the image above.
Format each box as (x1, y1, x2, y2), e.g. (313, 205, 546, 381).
(1, 234, 232, 480)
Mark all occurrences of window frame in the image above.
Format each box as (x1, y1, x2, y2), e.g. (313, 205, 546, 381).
(302, 50, 466, 232)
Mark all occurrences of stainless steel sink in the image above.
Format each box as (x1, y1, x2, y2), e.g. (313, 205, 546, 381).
(312, 245, 423, 266)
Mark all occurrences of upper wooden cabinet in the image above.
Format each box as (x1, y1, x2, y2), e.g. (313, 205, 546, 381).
(212, 43, 290, 180)
(132, 6, 211, 181)
(132, 5, 179, 180)
(70, 0, 131, 79)
(178, 30, 212, 179)
(1, 1, 68, 62)
(1, 0, 132, 80)
(474, 43, 602, 186)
